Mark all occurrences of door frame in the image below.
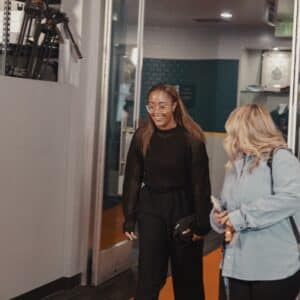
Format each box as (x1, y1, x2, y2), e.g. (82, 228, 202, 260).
(81, 0, 300, 287)
(76, 0, 107, 286)
(288, 0, 300, 152)
(88, 0, 145, 286)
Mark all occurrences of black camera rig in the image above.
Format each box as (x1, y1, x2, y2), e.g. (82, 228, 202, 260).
(4, 0, 82, 80)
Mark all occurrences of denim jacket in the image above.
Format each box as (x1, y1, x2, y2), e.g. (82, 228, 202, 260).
(210, 149, 300, 280)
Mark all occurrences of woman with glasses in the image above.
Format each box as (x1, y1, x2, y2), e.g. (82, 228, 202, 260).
(122, 83, 212, 300)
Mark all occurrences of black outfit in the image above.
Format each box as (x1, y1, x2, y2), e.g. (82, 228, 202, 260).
(122, 126, 212, 300)
(228, 270, 300, 300)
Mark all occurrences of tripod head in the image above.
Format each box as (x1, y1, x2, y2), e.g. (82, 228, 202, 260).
(24, 0, 47, 17)
(44, 7, 67, 25)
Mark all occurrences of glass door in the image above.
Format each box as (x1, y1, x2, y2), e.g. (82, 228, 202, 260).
(92, 0, 145, 285)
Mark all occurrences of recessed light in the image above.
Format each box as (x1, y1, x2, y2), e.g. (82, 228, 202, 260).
(273, 47, 280, 51)
(112, 13, 118, 21)
(220, 11, 232, 19)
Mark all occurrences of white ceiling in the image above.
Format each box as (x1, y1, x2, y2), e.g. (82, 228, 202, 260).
(139, 0, 294, 28)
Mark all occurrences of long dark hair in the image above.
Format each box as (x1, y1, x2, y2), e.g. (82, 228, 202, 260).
(138, 83, 206, 155)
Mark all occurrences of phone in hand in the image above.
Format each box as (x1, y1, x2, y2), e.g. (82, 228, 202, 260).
(210, 195, 223, 212)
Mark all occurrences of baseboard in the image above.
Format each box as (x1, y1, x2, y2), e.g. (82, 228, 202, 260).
(11, 273, 81, 300)
(98, 240, 133, 284)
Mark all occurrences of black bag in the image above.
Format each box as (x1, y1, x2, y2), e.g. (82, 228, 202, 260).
(173, 215, 194, 242)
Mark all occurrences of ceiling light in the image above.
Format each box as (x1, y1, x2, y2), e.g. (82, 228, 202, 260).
(220, 11, 232, 19)
(273, 47, 280, 51)
(112, 13, 118, 21)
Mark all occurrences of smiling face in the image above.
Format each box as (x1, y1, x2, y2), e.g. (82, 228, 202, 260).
(147, 90, 177, 130)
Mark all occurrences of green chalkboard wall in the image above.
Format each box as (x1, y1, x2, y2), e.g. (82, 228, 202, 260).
(141, 58, 239, 132)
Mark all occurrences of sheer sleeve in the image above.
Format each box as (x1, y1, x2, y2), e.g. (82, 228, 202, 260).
(122, 130, 144, 233)
(189, 137, 212, 235)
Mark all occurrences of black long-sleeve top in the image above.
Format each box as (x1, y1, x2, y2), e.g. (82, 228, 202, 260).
(122, 126, 212, 235)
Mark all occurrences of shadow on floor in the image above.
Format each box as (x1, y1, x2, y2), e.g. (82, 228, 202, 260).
(44, 269, 136, 300)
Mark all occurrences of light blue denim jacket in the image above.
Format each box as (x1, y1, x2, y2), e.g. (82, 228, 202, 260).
(210, 149, 300, 280)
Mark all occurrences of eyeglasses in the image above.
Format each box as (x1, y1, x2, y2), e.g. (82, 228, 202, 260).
(145, 103, 171, 114)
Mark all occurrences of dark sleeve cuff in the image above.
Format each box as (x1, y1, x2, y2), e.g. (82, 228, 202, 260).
(192, 215, 211, 236)
(123, 218, 136, 233)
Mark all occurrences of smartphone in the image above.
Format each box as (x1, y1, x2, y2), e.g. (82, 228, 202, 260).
(210, 195, 223, 212)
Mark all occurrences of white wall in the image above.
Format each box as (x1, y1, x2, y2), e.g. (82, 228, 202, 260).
(217, 26, 292, 59)
(59, 0, 85, 279)
(0, 79, 71, 299)
(0, 0, 101, 298)
(144, 26, 219, 59)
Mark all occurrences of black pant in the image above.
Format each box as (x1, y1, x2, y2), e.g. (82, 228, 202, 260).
(228, 270, 300, 300)
(135, 187, 205, 300)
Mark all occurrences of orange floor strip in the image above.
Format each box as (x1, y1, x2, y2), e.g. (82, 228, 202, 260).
(159, 248, 222, 300)
(100, 204, 125, 249)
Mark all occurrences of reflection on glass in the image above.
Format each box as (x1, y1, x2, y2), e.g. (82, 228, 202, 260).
(239, 49, 292, 140)
(239, 46, 293, 139)
(101, 0, 139, 250)
(238, 1, 294, 140)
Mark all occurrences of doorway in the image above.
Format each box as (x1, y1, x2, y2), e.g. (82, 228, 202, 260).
(89, 1, 300, 298)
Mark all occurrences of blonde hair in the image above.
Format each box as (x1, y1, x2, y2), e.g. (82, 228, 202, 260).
(224, 104, 287, 171)
(138, 83, 205, 156)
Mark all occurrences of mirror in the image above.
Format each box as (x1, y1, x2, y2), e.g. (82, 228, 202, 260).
(100, 0, 140, 250)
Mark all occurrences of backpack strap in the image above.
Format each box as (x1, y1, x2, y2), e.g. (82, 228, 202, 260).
(267, 147, 300, 260)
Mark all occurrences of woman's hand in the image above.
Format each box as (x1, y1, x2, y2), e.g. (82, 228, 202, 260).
(218, 211, 234, 227)
(213, 209, 228, 226)
(125, 231, 138, 240)
(225, 225, 235, 242)
(192, 233, 204, 241)
(214, 210, 236, 243)
(222, 215, 235, 243)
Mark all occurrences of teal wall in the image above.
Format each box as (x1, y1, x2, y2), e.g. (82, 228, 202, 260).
(141, 58, 239, 132)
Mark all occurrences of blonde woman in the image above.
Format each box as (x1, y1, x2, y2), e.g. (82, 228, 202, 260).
(122, 83, 212, 300)
(211, 104, 300, 300)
